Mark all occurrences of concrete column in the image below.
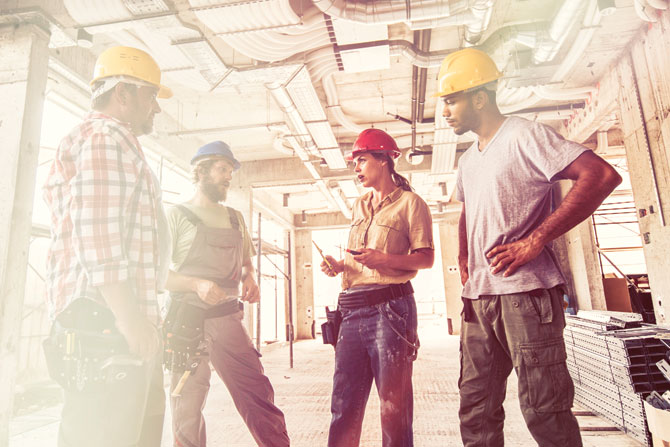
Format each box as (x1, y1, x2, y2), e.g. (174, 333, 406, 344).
(0, 23, 50, 445)
(616, 18, 670, 325)
(294, 229, 315, 339)
(437, 216, 463, 334)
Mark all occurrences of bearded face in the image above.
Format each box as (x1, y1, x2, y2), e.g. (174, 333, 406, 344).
(197, 158, 234, 203)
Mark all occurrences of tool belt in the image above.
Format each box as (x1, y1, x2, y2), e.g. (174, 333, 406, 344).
(42, 298, 142, 393)
(321, 282, 414, 348)
(337, 281, 413, 309)
(321, 307, 343, 348)
(163, 298, 243, 372)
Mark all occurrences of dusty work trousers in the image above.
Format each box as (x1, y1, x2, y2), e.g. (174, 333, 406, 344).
(58, 356, 165, 447)
(328, 294, 418, 447)
(170, 312, 289, 447)
(459, 286, 582, 447)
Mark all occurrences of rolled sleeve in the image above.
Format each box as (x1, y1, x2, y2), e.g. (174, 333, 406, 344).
(70, 131, 136, 286)
(408, 196, 434, 251)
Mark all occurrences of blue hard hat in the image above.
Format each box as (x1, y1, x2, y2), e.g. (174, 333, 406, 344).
(190, 141, 241, 170)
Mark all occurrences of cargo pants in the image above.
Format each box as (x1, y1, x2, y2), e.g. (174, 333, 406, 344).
(459, 286, 583, 447)
(170, 311, 289, 447)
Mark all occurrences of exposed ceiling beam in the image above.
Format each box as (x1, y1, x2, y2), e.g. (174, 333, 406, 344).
(233, 150, 435, 188)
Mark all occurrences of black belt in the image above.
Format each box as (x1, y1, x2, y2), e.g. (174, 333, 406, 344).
(338, 282, 413, 309)
(205, 299, 243, 319)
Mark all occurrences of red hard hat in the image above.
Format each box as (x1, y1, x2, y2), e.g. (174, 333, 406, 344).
(346, 128, 401, 161)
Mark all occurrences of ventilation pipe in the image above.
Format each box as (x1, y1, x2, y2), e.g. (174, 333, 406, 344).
(313, 0, 495, 44)
(267, 81, 351, 217)
(533, 0, 589, 64)
(312, 0, 458, 24)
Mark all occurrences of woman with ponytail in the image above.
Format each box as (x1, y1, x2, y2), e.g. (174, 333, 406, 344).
(319, 128, 434, 447)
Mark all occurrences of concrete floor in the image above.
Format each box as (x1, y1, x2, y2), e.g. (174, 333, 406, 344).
(10, 315, 643, 447)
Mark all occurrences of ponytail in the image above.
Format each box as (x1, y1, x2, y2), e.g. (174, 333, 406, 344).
(369, 152, 414, 191)
(391, 169, 413, 192)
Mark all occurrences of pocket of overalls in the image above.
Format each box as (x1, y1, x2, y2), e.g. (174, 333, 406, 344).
(519, 339, 573, 413)
(206, 232, 235, 248)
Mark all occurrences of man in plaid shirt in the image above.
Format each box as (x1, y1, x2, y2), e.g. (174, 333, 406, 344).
(43, 46, 172, 447)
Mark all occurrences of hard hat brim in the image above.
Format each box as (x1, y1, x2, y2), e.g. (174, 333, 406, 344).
(158, 84, 172, 99)
(345, 149, 400, 162)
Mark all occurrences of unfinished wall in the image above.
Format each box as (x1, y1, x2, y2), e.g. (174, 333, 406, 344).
(438, 216, 463, 334)
(294, 229, 315, 339)
(615, 11, 670, 325)
(0, 23, 50, 445)
(555, 181, 607, 312)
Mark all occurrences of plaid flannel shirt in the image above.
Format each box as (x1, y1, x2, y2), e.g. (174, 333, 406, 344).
(43, 112, 162, 324)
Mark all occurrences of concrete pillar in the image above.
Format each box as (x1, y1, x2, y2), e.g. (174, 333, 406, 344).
(616, 17, 670, 325)
(437, 216, 463, 334)
(294, 229, 315, 339)
(0, 23, 50, 445)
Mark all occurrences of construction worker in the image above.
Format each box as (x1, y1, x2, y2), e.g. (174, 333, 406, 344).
(164, 141, 290, 447)
(436, 48, 622, 447)
(43, 46, 172, 447)
(320, 129, 434, 447)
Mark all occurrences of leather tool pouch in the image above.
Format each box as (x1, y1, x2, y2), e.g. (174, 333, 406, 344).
(42, 298, 139, 393)
(162, 300, 205, 373)
(163, 299, 242, 372)
(321, 306, 342, 348)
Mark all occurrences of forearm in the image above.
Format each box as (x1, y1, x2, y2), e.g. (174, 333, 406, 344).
(165, 269, 199, 292)
(530, 170, 621, 246)
(242, 259, 256, 280)
(384, 248, 434, 271)
(458, 204, 468, 263)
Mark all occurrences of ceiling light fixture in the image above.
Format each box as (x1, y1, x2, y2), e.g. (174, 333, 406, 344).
(597, 0, 616, 16)
(76, 29, 93, 48)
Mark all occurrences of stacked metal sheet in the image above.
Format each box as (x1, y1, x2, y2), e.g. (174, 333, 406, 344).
(564, 311, 670, 446)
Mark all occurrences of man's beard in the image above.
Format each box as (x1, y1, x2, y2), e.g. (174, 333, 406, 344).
(201, 176, 229, 202)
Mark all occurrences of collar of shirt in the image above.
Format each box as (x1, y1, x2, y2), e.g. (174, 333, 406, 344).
(361, 186, 403, 213)
(85, 111, 134, 133)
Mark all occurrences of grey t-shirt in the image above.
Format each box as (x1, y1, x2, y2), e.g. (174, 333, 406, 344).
(454, 116, 588, 299)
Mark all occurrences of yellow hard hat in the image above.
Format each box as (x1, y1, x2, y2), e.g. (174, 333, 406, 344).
(91, 46, 172, 98)
(434, 48, 502, 98)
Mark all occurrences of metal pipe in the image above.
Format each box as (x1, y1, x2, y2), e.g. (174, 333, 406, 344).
(533, 0, 588, 64)
(256, 212, 262, 351)
(411, 31, 419, 153)
(312, 0, 465, 25)
(287, 230, 294, 369)
(167, 121, 285, 136)
(417, 31, 431, 122)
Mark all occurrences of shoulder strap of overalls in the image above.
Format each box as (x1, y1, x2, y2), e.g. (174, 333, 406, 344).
(175, 204, 202, 226)
(225, 206, 240, 230)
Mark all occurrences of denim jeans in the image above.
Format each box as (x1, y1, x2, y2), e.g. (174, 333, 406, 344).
(328, 294, 418, 447)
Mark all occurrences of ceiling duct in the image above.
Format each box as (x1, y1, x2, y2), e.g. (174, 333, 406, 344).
(266, 66, 347, 170)
(313, 0, 457, 25)
(313, 0, 495, 44)
(532, 0, 588, 64)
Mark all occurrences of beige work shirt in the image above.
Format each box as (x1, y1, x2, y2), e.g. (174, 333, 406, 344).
(342, 187, 434, 290)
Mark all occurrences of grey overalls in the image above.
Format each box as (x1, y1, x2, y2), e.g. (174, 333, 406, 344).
(169, 205, 289, 447)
